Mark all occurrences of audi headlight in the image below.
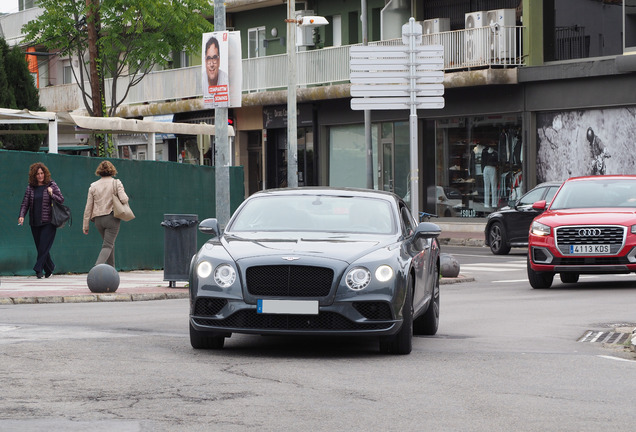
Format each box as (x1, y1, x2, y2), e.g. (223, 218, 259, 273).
(631, 225, 636, 234)
(196, 261, 213, 279)
(214, 264, 236, 288)
(375, 265, 394, 282)
(531, 221, 551, 236)
(346, 267, 371, 290)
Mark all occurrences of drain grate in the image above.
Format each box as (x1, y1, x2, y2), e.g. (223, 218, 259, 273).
(578, 330, 630, 344)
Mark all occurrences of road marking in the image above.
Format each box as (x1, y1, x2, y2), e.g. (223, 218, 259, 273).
(460, 263, 525, 273)
(597, 355, 636, 363)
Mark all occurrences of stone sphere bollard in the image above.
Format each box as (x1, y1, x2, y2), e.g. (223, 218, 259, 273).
(87, 264, 120, 293)
(440, 253, 460, 278)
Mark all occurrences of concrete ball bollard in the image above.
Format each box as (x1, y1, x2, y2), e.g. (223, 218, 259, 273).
(440, 253, 460, 278)
(87, 264, 120, 293)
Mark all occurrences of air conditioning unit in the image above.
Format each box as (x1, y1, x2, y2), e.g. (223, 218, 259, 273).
(422, 18, 450, 35)
(464, 11, 486, 65)
(486, 9, 516, 62)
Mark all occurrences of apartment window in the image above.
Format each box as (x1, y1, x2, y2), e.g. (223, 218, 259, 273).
(248, 27, 266, 58)
(332, 15, 342, 47)
(63, 64, 73, 84)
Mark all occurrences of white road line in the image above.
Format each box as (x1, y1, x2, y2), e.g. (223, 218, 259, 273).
(597, 355, 636, 363)
(492, 279, 530, 283)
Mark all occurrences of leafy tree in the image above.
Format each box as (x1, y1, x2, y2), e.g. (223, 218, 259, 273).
(0, 37, 45, 152)
(24, 0, 215, 118)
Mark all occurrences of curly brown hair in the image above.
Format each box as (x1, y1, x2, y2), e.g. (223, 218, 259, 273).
(28, 162, 51, 187)
(95, 160, 118, 177)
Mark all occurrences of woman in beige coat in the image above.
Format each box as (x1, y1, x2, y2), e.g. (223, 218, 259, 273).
(83, 161, 130, 267)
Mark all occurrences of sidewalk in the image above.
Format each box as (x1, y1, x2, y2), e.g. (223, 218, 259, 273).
(0, 270, 189, 305)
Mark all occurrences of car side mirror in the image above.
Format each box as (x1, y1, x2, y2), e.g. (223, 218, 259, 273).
(532, 200, 547, 211)
(414, 222, 441, 239)
(199, 218, 221, 237)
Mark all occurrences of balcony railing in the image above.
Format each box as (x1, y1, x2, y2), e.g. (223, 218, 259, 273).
(39, 26, 523, 112)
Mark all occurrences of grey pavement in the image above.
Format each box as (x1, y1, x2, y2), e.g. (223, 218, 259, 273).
(1, 219, 633, 353)
(0, 270, 189, 305)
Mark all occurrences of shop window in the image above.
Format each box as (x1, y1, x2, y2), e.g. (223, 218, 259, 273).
(436, 116, 522, 218)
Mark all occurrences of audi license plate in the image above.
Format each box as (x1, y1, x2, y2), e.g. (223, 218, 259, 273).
(569, 244, 611, 254)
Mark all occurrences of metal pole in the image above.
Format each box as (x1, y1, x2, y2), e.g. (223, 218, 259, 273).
(286, 1, 299, 188)
(214, 0, 231, 227)
(408, 18, 419, 217)
(362, 0, 373, 189)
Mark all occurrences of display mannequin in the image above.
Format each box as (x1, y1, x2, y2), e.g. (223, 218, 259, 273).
(481, 143, 498, 209)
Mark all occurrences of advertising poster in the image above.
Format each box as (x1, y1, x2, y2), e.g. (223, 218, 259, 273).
(536, 107, 636, 183)
(202, 31, 242, 109)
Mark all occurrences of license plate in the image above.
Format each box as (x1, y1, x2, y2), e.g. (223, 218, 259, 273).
(569, 244, 611, 254)
(257, 299, 319, 315)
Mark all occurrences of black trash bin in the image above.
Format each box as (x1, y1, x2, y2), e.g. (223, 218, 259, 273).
(161, 214, 198, 287)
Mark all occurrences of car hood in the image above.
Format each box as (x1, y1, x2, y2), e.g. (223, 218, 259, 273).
(537, 209, 636, 227)
(220, 233, 390, 264)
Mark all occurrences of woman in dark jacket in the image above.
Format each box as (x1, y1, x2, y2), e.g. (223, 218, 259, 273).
(18, 162, 65, 278)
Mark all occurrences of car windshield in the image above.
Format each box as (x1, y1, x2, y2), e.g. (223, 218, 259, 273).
(229, 194, 396, 234)
(550, 178, 636, 209)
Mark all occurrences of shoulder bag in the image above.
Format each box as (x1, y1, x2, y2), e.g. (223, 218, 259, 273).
(112, 179, 135, 221)
(51, 200, 72, 228)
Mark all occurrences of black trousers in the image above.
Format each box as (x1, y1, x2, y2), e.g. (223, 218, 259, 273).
(31, 223, 57, 274)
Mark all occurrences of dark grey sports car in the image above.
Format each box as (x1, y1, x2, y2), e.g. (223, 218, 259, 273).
(189, 187, 442, 354)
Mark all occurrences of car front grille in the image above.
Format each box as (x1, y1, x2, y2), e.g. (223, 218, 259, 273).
(193, 310, 391, 331)
(246, 265, 334, 297)
(555, 226, 625, 255)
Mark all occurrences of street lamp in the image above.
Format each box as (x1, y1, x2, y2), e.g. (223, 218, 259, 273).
(285, 4, 328, 188)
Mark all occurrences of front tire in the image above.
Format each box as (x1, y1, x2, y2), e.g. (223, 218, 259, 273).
(527, 257, 554, 289)
(379, 283, 413, 355)
(488, 222, 511, 255)
(190, 323, 226, 349)
(414, 265, 440, 336)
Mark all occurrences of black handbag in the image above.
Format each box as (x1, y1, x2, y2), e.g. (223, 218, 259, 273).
(51, 200, 72, 228)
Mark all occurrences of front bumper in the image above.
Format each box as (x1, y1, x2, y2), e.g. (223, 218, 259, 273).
(190, 296, 401, 337)
(529, 233, 636, 274)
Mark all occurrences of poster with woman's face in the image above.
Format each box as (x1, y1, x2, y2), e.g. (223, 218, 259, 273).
(536, 107, 636, 183)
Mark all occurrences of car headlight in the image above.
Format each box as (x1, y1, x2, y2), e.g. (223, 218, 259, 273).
(196, 261, 213, 279)
(631, 225, 636, 234)
(375, 265, 394, 282)
(346, 267, 371, 290)
(214, 264, 236, 288)
(531, 221, 551, 236)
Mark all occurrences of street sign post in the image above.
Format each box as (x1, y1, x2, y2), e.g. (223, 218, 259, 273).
(350, 17, 445, 217)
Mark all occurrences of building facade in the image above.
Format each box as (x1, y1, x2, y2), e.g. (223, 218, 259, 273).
(2, 0, 635, 218)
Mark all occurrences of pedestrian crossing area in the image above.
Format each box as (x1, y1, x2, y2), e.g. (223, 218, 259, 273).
(459, 260, 526, 274)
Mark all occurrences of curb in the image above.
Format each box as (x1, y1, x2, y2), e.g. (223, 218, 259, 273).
(439, 237, 485, 247)
(0, 291, 189, 305)
(440, 275, 475, 285)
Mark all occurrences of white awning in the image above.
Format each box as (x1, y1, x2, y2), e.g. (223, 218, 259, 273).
(0, 108, 234, 159)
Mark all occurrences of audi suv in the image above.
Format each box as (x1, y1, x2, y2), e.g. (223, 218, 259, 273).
(527, 175, 636, 288)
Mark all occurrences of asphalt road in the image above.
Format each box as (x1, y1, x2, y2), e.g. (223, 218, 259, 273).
(1, 246, 636, 431)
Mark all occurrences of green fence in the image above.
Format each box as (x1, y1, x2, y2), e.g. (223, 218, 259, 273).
(1, 150, 244, 276)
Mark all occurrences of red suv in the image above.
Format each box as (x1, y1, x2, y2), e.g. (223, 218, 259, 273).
(527, 175, 636, 289)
